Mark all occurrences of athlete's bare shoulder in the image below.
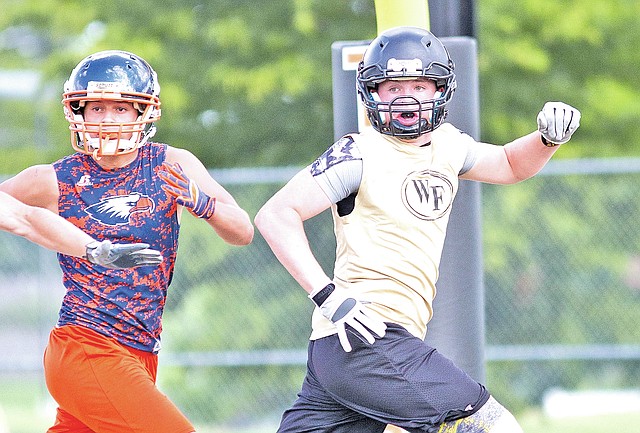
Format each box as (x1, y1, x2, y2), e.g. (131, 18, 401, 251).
(164, 146, 207, 171)
(17, 164, 56, 180)
(0, 164, 59, 211)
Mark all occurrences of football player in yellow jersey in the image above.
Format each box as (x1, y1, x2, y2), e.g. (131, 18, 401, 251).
(256, 26, 580, 433)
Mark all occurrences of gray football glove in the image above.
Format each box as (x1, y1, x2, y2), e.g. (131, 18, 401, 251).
(85, 240, 163, 269)
(310, 283, 387, 352)
(536, 101, 581, 146)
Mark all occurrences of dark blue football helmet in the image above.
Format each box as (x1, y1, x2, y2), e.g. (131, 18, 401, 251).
(62, 50, 161, 156)
(356, 27, 456, 139)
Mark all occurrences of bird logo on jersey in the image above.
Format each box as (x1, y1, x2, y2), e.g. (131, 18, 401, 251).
(85, 193, 155, 226)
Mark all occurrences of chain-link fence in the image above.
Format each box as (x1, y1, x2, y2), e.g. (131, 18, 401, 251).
(0, 160, 639, 432)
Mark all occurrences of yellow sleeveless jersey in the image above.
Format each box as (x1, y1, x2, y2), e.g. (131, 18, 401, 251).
(310, 124, 475, 340)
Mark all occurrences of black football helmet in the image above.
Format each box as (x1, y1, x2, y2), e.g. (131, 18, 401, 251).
(356, 27, 456, 138)
(62, 50, 161, 157)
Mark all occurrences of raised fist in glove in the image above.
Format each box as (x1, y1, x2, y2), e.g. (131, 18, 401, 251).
(537, 101, 581, 146)
(85, 240, 163, 269)
(310, 283, 387, 352)
(158, 162, 217, 219)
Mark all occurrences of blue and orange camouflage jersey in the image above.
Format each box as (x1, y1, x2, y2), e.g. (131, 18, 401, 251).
(54, 143, 179, 353)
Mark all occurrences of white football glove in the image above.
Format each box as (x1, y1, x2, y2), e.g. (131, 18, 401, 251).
(310, 283, 387, 352)
(536, 101, 581, 146)
(85, 240, 163, 269)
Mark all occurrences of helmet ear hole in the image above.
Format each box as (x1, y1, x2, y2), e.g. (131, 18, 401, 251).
(70, 101, 83, 114)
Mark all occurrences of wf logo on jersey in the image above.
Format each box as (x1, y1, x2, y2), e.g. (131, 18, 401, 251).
(401, 170, 454, 221)
(85, 193, 155, 226)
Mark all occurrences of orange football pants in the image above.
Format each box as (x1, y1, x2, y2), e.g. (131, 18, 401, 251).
(44, 325, 194, 433)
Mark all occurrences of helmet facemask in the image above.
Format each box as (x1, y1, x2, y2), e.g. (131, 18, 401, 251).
(366, 82, 452, 139)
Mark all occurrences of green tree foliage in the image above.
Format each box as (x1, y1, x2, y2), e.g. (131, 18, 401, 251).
(2, 1, 640, 168)
(0, 0, 376, 171)
(478, 0, 640, 158)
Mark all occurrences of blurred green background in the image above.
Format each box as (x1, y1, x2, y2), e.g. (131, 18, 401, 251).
(2, 0, 640, 171)
(1, 0, 639, 432)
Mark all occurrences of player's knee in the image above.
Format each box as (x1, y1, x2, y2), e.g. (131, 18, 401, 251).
(488, 409, 522, 433)
(475, 396, 523, 433)
(438, 396, 523, 433)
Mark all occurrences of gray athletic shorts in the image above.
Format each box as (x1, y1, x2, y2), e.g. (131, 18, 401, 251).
(277, 323, 490, 433)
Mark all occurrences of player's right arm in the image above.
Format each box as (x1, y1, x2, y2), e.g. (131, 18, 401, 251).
(0, 164, 59, 212)
(255, 169, 334, 293)
(255, 148, 386, 352)
(0, 166, 162, 267)
(255, 136, 364, 293)
(0, 190, 93, 257)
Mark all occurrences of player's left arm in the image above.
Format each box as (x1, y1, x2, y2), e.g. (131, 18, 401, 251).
(161, 147, 254, 246)
(461, 102, 580, 184)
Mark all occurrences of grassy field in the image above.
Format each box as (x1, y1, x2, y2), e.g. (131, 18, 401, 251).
(2, 376, 639, 433)
(200, 411, 640, 432)
(4, 404, 640, 433)
(518, 409, 640, 433)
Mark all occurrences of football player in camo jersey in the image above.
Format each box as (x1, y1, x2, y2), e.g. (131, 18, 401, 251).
(0, 50, 253, 433)
(255, 26, 580, 433)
